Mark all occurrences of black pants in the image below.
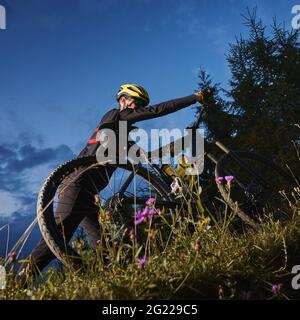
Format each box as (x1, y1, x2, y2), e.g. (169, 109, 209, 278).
(26, 166, 116, 273)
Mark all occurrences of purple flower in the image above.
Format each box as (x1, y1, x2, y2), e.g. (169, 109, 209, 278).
(142, 208, 151, 218)
(134, 206, 160, 225)
(136, 256, 147, 269)
(215, 176, 224, 184)
(146, 197, 156, 206)
(225, 176, 234, 184)
(134, 210, 145, 225)
(144, 207, 154, 219)
(143, 207, 160, 219)
(156, 208, 161, 215)
(272, 283, 283, 295)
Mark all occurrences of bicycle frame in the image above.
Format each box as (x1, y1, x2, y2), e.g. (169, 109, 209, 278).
(110, 103, 284, 207)
(111, 105, 216, 199)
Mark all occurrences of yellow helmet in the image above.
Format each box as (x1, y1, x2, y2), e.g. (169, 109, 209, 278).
(116, 84, 150, 106)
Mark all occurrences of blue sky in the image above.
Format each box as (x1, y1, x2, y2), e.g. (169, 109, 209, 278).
(0, 0, 298, 254)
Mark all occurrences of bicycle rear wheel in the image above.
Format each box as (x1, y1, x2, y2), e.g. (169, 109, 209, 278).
(37, 156, 173, 268)
(215, 151, 295, 229)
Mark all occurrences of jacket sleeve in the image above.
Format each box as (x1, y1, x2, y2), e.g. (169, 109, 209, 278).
(118, 94, 198, 123)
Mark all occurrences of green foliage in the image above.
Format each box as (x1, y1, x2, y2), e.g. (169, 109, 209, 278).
(197, 8, 300, 175)
(1, 191, 300, 300)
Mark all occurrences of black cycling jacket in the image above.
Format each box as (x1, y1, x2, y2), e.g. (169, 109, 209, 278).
(78, 94, 197, 157)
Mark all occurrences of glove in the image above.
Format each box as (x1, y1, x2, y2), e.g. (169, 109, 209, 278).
(194, 88, 214, 105)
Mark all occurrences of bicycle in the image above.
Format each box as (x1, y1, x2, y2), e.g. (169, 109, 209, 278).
(36, 102, 295, 268)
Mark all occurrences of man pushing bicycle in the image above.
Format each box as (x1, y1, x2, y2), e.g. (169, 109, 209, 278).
(19, 84, 211, 282)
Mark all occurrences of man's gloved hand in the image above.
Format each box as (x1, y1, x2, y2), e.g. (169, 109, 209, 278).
(194, 88, 214, 105)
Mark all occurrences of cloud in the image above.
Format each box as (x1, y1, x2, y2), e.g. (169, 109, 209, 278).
(0, 140, 75, 219)
(0, 143, 74, 175)
(0, 145, 16, 164)
(0, 191, 21, 217)
(161, 0, 203, 36)
(0, 137, 75, 259)
(4, 144, 74, 173)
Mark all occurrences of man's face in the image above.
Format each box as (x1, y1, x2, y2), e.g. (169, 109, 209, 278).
(119, 96, 139, 111)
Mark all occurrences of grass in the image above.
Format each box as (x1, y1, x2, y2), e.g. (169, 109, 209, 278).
(1, 185, 300, 300)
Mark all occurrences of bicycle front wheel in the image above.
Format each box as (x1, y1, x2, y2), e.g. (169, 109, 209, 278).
(37, 156, 173, 268)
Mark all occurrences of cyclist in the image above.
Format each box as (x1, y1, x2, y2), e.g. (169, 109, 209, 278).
(19, 84, 209, 282)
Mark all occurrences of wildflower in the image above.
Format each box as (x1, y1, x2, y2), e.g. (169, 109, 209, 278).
(272, 283, 283, 295)
(129, 229, 136, 240)
(218, 285, 224, 299)
(72, 239, 85, 251)
(136, 256, 147, 269)
(134, 210, 145, 225)
(142, 207, 152, 219)
(215, 176, 224, 184)
(104, 211, 111, 222)
(144, 207, 157, 219)
(171, 177, 183, 195)
(203, 217, 211, 225)
(178, 154, 190, 164)
(134, 203, 160, 225)
(143, 207, 160, 219)
(240, 290, 252, 300)
(196, 217, 211, 232)
(225, 176, 234, 184)
(149, 229, 157, 239)
(204, 225, 211, 231)
(98, 209, 111, 224)
(25, 289, 33, 298)
(145, 197, 156, 206)
(192, 240, 202, 253)
(8, 252, 17, 264)
(94, 194, 101, 206)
